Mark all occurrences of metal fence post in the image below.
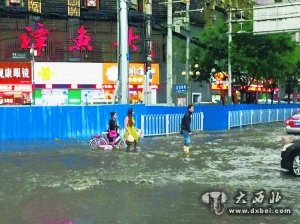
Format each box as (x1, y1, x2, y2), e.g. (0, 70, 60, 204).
(166, 114, 170, 135)
(228, 111, 231, 129)
(141, 115, 145, 136)
(239, 111, 243, 128)
(201, 112, 204, 131)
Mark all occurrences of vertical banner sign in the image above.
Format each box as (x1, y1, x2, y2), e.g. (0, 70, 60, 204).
(28, 0, 42, 14)
(68, 0, 80, 17)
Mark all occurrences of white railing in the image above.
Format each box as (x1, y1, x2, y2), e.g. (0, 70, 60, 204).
(228, 108, 298, 129)
(141, 112, 204, 137)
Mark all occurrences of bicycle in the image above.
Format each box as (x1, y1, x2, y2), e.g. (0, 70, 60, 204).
(89, 131, 127, 150)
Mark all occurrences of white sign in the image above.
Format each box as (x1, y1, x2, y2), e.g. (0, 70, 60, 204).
(34, 62, 103, 85)
(87, 0, 96, 7)
(253, 2, 300, 34)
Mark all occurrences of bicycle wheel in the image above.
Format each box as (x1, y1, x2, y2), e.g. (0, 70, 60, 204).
(98, 137, 109, 149)
(115, 138, 127, 150)
(89, 138, 100, 150)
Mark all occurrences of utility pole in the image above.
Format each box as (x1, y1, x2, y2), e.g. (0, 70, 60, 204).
(227, 7, 233, 104)
(185, 0, 190, 105)
(118, 0, 129, 104)
(166, 0, 173, 105)
(144, 0, 152, 105)
(174, 1, 204, 105)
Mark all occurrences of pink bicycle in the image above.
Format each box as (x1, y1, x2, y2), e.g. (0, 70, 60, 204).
(88, 131, 127, 150)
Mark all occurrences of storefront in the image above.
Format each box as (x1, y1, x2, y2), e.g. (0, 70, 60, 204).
(33, 62, 103, 105)
(33, 62, 160, 105)
(0, 62, 32, 105)
(102, 63, 160, 104)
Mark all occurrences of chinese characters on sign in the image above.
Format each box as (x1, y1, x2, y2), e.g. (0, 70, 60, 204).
(174, 84, 188, 93)
(128, 27, 140, 52)
(113, 27, 140, 52)
(28, 0, 41, 14)
(19, 22, 49, 56)
(0, 62, 31, 84)
(68, 26, 93, 52)
(68, 0, 80, 17)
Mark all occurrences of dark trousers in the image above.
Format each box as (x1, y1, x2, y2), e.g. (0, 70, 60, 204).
(126, 140, 137, 152)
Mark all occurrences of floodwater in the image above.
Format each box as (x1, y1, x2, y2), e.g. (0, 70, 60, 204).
(0, 123, 299, 224)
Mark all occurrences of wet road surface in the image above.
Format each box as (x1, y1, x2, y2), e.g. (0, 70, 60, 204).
(0, 122, 299, 224)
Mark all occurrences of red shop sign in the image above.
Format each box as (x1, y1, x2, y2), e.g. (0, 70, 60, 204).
(0, 62, 31, 84)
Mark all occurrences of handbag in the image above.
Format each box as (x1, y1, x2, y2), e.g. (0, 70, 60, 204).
(108, 130, 118, 138)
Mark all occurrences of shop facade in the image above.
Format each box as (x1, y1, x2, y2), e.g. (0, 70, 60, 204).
(0, 62, 32, 105)
(102, 63, 160, 104)
(33, 62, 160, 105)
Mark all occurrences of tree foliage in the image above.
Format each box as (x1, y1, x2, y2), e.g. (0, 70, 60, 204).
(190, 14, 299, 102)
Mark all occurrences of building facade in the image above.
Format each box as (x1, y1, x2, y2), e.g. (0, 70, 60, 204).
(0, 0, 210, 105)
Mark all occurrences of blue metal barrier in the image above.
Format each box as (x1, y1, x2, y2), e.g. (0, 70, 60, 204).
(0, 104, 299, 141)
(228, 108, 298, 129)
(141, 112, 204, 137)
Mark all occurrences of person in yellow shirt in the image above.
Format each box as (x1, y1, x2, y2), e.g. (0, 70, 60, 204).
(124, 108, 139, 152)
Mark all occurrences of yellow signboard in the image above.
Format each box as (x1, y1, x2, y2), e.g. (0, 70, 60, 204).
(68, 0, 80, 17)
(28, 0, 41, 14)
(102, 63, 160, 85)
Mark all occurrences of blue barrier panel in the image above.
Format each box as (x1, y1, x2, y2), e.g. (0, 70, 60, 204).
(0, 103, 299, 141)
(200, 105, 230, 130)
(0, 104, 147, 141)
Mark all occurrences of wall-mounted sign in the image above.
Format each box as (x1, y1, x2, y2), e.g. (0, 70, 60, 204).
(68, 0, 80, 17)
(34, 62, 102, 85)
(87, 0, 96, 7)
(102, 63, 160, 85)
(28, 0, 41, 13)
(9, 0, 21, 4)
(19, 23, 49, 56)
(68, 26, 93, 52)
(0, 62, 31, 84)
(113, 27, 140, 52)
(0, 84, 32, 92)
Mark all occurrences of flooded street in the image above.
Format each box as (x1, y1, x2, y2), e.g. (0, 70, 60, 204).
(0, 122, 299, 224)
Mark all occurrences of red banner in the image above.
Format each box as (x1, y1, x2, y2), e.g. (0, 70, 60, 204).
(0, 62, 31, 84)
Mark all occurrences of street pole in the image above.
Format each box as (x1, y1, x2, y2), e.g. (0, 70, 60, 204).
(227, 7, 233, 104)
(185, 0, 190, 105)
(144, 0, 152, 105)
(166, 0, 173, 105)
(113, 0, 120, 105)
(119, 0, 129, 104)
(30, 46, 35, 105)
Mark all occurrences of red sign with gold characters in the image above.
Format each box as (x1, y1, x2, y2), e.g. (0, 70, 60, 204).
(0, 62, 31, 84)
